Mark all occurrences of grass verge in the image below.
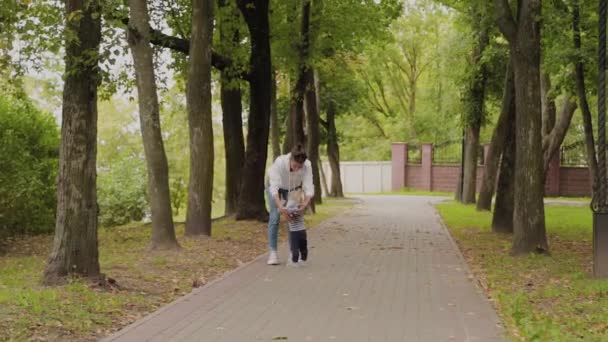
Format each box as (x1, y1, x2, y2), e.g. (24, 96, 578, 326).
(0, 198, 354, 341)
(436, 201, 608, 341)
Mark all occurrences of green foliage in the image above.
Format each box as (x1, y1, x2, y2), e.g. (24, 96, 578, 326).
(98, 154, 147, 227)
(344, 2, 468, 159)
(0, 96, 59, 236)
(97, 99, 147, 227)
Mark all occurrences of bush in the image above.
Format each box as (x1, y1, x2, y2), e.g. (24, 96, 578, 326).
(0, 96, 59, 236)
(97, 153, 147, 227)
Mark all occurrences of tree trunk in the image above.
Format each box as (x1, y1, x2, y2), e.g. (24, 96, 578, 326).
(235, 0, 272, 221)
(290, 0, 312, 148)
(270, 68, 281, 160)
(462, 27, 489, 204)
(542, 96, 577, 174)
(282, 97, 294, 154)
(319, 157, 330, 196)
(221, 75, 244, 216)
(573, 1, 599, 195)
(220, 0, 245, 217)
(492, 112, 515, 234)
(478, 63, 514, 211)
(288, 80, 306, 147)
(541, 72, 556, 137)
(327, 103, 344, 197)
(496, 0, 547, 254)
(455, 131, 465, 202)
(184, 0, 214, 236)
(305, 68, 322, 206)
(127, 0, 179, 248)
(462, 126, 481, 203)
(43, 0, 102, 285)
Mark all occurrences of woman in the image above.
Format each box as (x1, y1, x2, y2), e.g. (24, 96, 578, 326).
(265, 144, 314, 265)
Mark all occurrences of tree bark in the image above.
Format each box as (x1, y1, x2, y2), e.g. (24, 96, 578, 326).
(541, 72, 556, 137)
(127, 0, 179, 248)
(478, 63, 514, 211)
(290, 0, 312, 148)
(235, 0, 272, 220)
(326, 102, 344, 197)
(319, 157, 330, 196)
(43, 0, 102, 285)
(462, 28, 489, 204)
(219, 0, 245, 217)
(492, 111, 515, 234)
(573, 1, 599, 195)
(270, 68, 281, 160)
(542, 96, 577, 174)
(184, 0, 214, 236)
(221, 75, 244, 216)
(495, 0, 548, 254)
(283, 102, 294, 154)
(305, 68, 322, 206)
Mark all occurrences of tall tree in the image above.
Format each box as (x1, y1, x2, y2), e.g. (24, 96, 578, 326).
(492, 104, 515, 234)
(44, 0, 102, 284)
(478, 63, 514, 211)
(325, 101, 344, 197)
(185, 0, 214, 235)
(127, 0, 179, 248)
(305, 68, 322, 206)
(572, 0, 599, 195)
(218, 0, 245, 217)
(461, 26, 489, 204)
(270, 69, 281, 160)
(495, 0, 548, 254)
(235, 0, 272, 220)
(290, 0, 313, 149)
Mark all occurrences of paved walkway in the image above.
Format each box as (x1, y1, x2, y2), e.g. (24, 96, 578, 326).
(103, 196, 503, 342)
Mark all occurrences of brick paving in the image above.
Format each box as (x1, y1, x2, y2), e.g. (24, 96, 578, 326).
(102, 196, 504, 342)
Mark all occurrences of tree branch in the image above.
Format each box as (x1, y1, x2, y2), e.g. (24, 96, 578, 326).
(118, 16, 240, 75)
(320, 118, 329, 129)
(542, 96, 577, 172)
(494, 0, 517, 42)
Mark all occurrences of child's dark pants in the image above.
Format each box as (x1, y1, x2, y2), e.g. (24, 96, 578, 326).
(289, 230, 308, 263)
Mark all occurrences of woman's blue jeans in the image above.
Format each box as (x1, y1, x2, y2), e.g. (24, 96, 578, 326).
(266, 188, 287, 251)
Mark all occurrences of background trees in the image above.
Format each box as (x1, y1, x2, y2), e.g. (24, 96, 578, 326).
(1, 0, 604, 285)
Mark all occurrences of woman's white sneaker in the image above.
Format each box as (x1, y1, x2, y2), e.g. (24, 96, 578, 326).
(267, 251, 279, 265)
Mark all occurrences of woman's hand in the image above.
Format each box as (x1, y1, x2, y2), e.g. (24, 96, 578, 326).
(279, 206, 293, 221)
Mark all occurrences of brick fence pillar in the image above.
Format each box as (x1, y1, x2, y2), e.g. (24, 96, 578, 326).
(421, 143, 432, 191)
(391, 143, 408, 191)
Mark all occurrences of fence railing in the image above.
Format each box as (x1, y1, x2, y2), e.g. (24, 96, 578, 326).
(561, 140, 588, 167)
(408, 145, 421, 164)
(431, 140, 485, 165)
(432, 140, 460, 164)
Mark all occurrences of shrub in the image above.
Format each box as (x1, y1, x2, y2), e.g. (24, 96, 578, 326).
(0, 96, 59, 236)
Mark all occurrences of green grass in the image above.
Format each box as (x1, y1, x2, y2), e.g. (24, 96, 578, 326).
(436, 201, 608, 341)
(545, 196, 591, 203)
(0, 198, 354, 341)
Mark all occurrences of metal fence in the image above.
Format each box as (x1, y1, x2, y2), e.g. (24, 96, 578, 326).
(408, 145, 421, 164)
(432, 140, 461, 164)
(561, 140, 588, 167)
(432, 140, 485, 165)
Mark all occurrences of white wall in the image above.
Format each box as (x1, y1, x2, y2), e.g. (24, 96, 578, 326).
(321, 161, 392, 194)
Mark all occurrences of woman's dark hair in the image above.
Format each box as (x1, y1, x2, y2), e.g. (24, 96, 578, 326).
(291, 143, 307, 164)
